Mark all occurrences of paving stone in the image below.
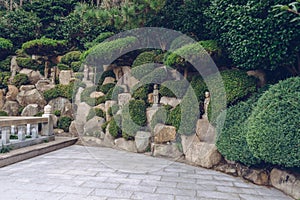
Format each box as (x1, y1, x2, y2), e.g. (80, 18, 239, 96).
(132, 192, 174, 200)
(94, 189, 133, 198)
(156, 186, 196, 196)
(196, 191, 240, 200)
(118, 184, 156, 193)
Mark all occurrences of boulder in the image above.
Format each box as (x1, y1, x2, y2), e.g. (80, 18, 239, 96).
(135, 131, 152, 153)
(59, 70, 73, 85)
(2, 101, 19, 116)
(69, 121, 79, 137)
(105, 100, 117, 121)
(196, 119, 216, 143)
(146, 107, 159, 124)
(102, 124, 115, 147)
(75, 102, 91, 133)
(152, 143, 183, 158)
(181, 134, 200, 155)
(241, 168, 269, 186)
(270, 168, 300, 199)
(0, 89, 5, 109)
(35, 79, 55, 92)
(21, 104, 39, 116)
(160, 97, 181, 108)
(94, 103, 106, 113)
(17, 89, 46, 107)
(114, 138, 137, 153)
(118, 93, 132, 107)
(83, 116, 105, 135)
(20, 68, 43, 84)
(6, 85, 19, 101)
(153, 124, 176, 143)
(185, 142, 222, 169)
(20, 85, 35, 91)
(128, 76, 139, 89)
(102, 77, 115, 85)
(48, 97, 74, 118)
(90, 91, 105, 98)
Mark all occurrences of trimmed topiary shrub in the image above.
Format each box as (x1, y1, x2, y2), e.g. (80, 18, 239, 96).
(57, 63, 70, 70)
(61, 51, 82, 65)
(16, 57, 43, 71)
(22, 38, 67, 56)
(12, 73, 29, 87)
(132, 84, 152, 103)
(131, 63, 156, 80)
(0, 56, 11, 72)
(70, 61, 82, 72)
(97, 83, 116, 94)
(0, 110, 8, 116)
(132, 51, 157, 68)
(246, 77, 300, 167)
(105, 86, 124, 101)
(166, 104, 181, 131)
(58, 116, 73, 132)
(43, 83, 74, 101)
(129, 100, 147, 127)
(0, 38, 13, 60)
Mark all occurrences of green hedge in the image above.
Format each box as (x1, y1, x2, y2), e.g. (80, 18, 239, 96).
(215, 91, 267, 166)
(131, 63, 156, 80)
(57, 63, 70, 70)
(132, 84, 152, 103)
(16, 57, 43, 71)
(246, 77, 300, 167)
(105, 86, 124, 101)
(58, 116, 72, 132)
(0, 56, 11, 72)
(12, 73, 29, 87)
(22, 38, 67, 56)
(86, 108, 105, 121)
(0, 38, 13, 60)
(61, 51, 82, 65)
(159, 80, 189, 98)
(97, 83, 116, 94)
(132, 51, 157, 68)
(44, 82, 74, 101)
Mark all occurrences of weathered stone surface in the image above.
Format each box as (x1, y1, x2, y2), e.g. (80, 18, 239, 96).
(241, 168, 269, 186)
(114, 138, 137, 153)
(102, 124, 115, 148)
(84, 116, 105, 135)
(17, 89, 46, 107)
(148, 93, 154, 104)
(21, 104, 39, 116)
(105, 100, 117, 121)
(20, 68, 43, 84)
(75, 102, 91, 126)
(152, 143, 183, 158)
(69, 121, 79, 137)
(6, 85, 19, 101)
(196, 119, 216, 143)
(94, 103, 106, 113)
(185, 142, 222, 169)
(102, 77, 116, 85)
(90, 91, 105, 98)
(128, 76, 139, 89)
(20, 85, 35, 91)
(135, 131, 151, 153)
(247, 69, 266, 87)
(181, 134, 200, 154)
(49, 97, 74, 118)
(2, 101, 19, 116)
(146, 107, 160, 124)
(153, 124, 176, 143)
(59, 70, 73, 85)
(0, 89, 5, 109)
(35, 79, 55, 92)
(160, 97, 181, 108)
(270, 168, 300, 199)
(214, 163, 238, 176)
(118, 93, 132, 107)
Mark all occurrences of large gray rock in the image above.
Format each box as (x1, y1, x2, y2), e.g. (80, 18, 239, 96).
(49, 97, 74, 118)
(6, 85, 19, 101)
(69, 121, 79, 137)
(35, 79, 55, 92)
(181, 134, 200, 155)
(146, 107, 160, 124)
(59, 70, 73, 85)
(21, 104, 39, 116)
(114, 138, 137, 153)
(118, 93, 132, 107)
(20, 85, 35, 91)
(83, 116, 105, 135)
(0, 89, 5, 109)
(241, 168, 269, 186)
(196, 119, 216, 143)
(75, 102, 91, 133)
(17, 89, 46, 107)
(153, 124, 176, 144)
(160, 97, 181, 108)
(135, 131, 151, 153)
(152, 143, 183, 158)
(20, 68, 43, 84)
(270, 168, 300, 199)
(102, 77, 115, 85)
(2, 101, 19, 116)
(185, 142, 222, 169)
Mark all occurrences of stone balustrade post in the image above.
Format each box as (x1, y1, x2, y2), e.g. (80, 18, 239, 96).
(18, 126, 26, 141)
(26, 124, 31, 136)
(1, 126, 10, 145)
(31, 124, 38, 139)
(42, 105, 54, 136)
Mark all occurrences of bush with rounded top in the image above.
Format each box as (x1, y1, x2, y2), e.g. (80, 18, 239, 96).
(0, 56, 11, 72)
(132, 51, 157, 68)
(22, 38, 67, 56)
(61, 51, 82, 65)
(129, 100, 147, 127)
(97, 83, 116, 94)
(16, 57, 43, 71)
(105, 86, 124, 101)
(58, 116, 72, 132)
(44, 83, 74, 101)
(12, 74, 29, 87)
(0, 110, 8, 116)
(131, 63, 156, 80)
(109, 116, 122, 138)
(70, 61, 82, 72)
(0, 38, 13, 60)
(246, 77, 300, 167)
(57, 63, 70, 70)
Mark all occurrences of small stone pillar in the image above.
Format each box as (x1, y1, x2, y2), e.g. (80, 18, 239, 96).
(152, 84, 159, 107)
(17, 126, 26, 141)
(42, 104, 54, 136)
(26, 124, 31, 136)
(1, 126, 10, 144)
(31, 125, 38, 139)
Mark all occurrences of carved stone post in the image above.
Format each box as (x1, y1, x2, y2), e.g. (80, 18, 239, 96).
(1, 126, 10, 145)
(18, 126, 26, 141)
(42, 105, 54, 136)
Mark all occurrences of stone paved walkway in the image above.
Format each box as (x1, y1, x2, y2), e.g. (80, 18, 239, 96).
(0, 145, 293, 200)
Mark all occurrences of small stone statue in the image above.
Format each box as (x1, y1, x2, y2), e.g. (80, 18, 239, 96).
(203, 91, 210, 118)
(44, 104, 52, 115)
(83, 65, 89, 81)
(153, 84, 159, 107)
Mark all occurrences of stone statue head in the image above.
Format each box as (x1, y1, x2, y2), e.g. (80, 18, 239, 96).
(205, 91, 210, 98)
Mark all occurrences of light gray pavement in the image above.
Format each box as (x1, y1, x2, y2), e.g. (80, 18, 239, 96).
(0, 145, 293, 200)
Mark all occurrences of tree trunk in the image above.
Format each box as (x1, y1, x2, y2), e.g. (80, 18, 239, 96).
(9, 0, 13, 10)
(20, 0, 22, 7)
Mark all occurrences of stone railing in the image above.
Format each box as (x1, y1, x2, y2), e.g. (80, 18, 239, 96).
(0, 105, 55, 150)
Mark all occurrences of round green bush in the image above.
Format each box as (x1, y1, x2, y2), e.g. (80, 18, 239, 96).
(16, 57, 42, 71)
(131, 63, 156, 80)
(129, 100, 147, 127)
(0, 110, 8, 116)
(12, 73, 29, 87)
(246, 77, 300, 167)
(98, 83, 116, 94)
(132, 51, 157, 68)
(44, 83, 74, 101)
(57, 63, 70, 71)
(0, 38, 13, 60)
(58, 116, 73, 132)
(166, 105, 181, 131)
(109, 116, 122, 138)
(105, 86, 124, 101)
(70, 61, 82, 72)
(61, 51, 82, 65)
(132, 84, 152, 103)
(0, 56, 11, 72)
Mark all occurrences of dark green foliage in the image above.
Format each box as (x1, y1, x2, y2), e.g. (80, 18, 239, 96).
(16, 57, 43, 71)
(190, 76, 208, 102)
(97, 70, 115, 86)
(98, 83, 116, 94)
(108, 104, 120, 117)
(12, 74, 29, 87)
(109, 117, 122, 138)
(0, 110, 8, 116)
(61, 51, 82, 65)
(74, 72, 84, 80)
(85, 32, 115, 49)
(246, 77, 300, 167)
(101, 121, 109, 132)
(86, 108, 105, 121)
(132, 84, 152, 103)
(43, 83, 74, 101)
(70, 61, 82, 72)
(159, 80, 189, 98)
(0, 56, 12, 72)
(22, 38, 67, 56)
(129, 100, 147, 127)
(131, 63, 156, 80)
(80, 86, 97, 106)
(150, 107, 169, 130)
(216, 92, 266, 166)
(166, 105, 181, 131)
(205, 0, 300, 74)
(139, 67, 168, 84)
(132, 51, 157, 68)
(54, 110, 61, 117)
(0, 72, 10, 89)
(57, 63, 70, 70)
(0, 38, 13, 60)
(105, 86, 124, 101)
(58, 116, 72, 132)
